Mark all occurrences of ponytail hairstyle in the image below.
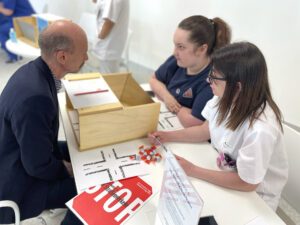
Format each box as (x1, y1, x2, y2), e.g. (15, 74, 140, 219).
(178, 15, 231, 55)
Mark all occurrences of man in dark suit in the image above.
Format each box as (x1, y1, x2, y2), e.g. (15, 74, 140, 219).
(0, 20, 88, 224)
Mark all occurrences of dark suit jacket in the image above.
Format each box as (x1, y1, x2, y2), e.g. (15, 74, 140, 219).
(0, 57, 69, 223)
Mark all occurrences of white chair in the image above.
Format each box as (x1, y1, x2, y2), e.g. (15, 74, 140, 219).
(281, 124, 300, 213)
(0, 200, 66, 225)
(0, 200, 20, 225)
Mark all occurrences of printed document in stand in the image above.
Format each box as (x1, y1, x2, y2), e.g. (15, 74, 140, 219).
(155, 150, 204, 225)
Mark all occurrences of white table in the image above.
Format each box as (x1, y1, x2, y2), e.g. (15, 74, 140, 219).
(58, 92, 285, 225)
(5, 39, 40, 59)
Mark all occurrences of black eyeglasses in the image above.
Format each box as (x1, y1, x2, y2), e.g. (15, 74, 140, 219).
(207, 70, 226, 84)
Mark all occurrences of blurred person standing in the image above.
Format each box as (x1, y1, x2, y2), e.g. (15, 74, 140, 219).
(92, 0, 129, 73)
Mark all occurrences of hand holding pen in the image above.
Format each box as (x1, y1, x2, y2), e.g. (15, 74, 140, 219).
(148, 132, 169, 152)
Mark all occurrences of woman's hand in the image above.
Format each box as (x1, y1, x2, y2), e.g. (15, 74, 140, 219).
(175, 154, 196, 177)
(163, 94, 181, 113)
(148, 131, 171, 145)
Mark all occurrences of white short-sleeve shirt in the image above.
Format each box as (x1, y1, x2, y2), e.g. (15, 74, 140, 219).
(93, 0, 129, 60)
(202, 96, 288, 210)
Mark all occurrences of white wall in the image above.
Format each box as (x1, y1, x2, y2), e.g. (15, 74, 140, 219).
(46, 0, 300, 127)
(129, 0, 300, 127)
(46, 0, 93, 23)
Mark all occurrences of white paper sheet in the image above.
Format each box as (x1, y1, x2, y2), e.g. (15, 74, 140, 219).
(67, 110, 79, 140)
(72, 139, 154, 193)
(62, 77, 120, 109)
(158, 102, 183, 131)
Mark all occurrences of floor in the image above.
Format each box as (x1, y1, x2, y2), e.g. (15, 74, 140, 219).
(1, 50, 300, 225)
(0, 51, 30, 92)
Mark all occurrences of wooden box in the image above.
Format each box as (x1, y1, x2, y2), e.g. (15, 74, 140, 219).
(64, 72, 160, 151)
(13, 16, 39, 48)
(13, 14, 64, 48)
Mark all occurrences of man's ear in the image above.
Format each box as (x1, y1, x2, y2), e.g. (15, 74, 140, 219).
(55, 50, 67, 65)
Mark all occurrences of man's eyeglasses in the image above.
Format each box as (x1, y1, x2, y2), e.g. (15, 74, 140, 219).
(207, 70, 226, 84)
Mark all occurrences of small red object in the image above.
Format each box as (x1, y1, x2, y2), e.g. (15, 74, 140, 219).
(135, 144, 162, 164)
(74, 89, 108, 96)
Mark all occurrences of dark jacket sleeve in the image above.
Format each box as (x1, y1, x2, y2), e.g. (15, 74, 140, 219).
(11, 95, 69, 180)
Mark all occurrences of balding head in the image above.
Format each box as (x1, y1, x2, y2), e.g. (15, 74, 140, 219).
(38, 20, 87, 58)
(38, 20, 88, 78)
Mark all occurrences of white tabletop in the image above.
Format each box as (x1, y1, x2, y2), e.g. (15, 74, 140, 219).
(5, 39, 40, 59)
(58, 92, 285, 225)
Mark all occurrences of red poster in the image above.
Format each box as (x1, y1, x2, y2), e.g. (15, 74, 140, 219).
(67, 176, 153, 225)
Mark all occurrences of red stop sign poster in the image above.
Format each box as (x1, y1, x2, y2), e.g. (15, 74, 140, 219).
(67, 176, 153, 225)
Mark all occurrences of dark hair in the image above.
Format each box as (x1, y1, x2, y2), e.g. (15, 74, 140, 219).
(178, 15, 231, 55)
(38, 30, 74, 58)
(212, 42, 283, 131)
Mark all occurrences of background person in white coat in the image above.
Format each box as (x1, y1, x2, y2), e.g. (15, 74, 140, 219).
(92, 0, 129, 73)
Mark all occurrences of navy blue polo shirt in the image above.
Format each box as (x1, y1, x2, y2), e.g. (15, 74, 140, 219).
(155, 56, 213, 120)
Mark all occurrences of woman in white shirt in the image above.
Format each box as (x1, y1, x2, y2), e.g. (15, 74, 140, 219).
(149, 42, 288, 211)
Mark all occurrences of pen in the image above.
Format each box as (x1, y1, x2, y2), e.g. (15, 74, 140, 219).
(74, 89, 109, 96)
(151, 134, 168, 152)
